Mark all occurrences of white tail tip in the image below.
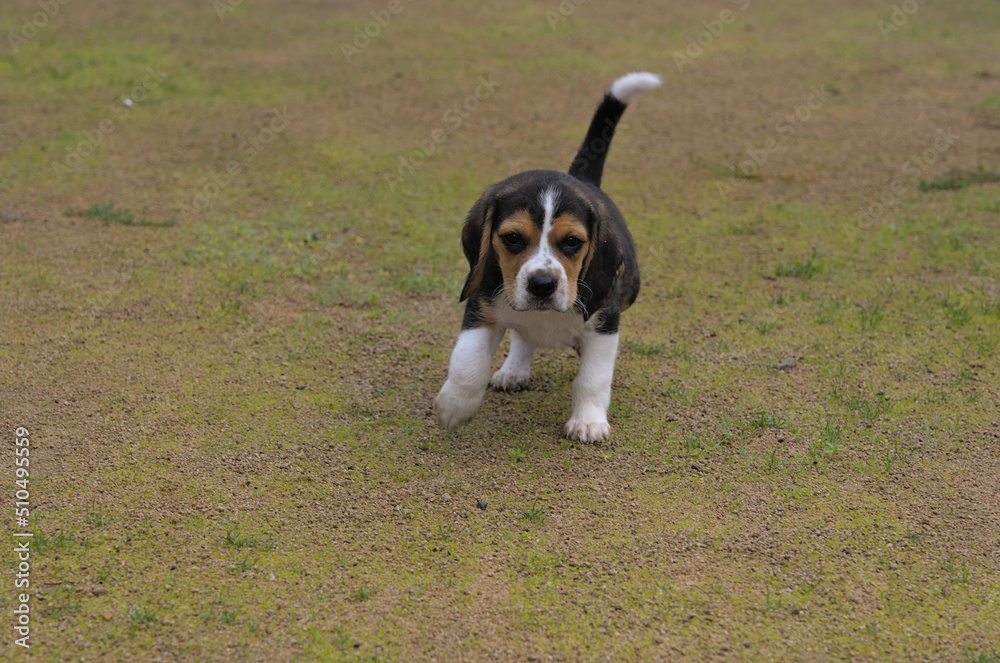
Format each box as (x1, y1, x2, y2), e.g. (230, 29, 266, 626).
(609, 71, 661, 104)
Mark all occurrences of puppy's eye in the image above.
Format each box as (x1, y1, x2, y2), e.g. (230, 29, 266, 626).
(559, 236, 583, 254)
(502, 232, 526, 252)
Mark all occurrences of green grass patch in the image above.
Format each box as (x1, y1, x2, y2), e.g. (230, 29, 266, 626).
(622, 339, 665, 356)
(522, 501, 546, 524)
(65, 201, 176, 227)
(919, 166, 1000, 192)
(774, 250, 821, 279)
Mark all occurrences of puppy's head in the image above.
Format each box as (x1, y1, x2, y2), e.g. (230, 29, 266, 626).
(460, 173, 623, 319)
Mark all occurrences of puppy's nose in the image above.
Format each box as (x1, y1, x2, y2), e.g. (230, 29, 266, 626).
(527, 273, 558, 298)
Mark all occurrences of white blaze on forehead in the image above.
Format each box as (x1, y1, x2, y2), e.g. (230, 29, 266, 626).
(538, 186, 560, 264)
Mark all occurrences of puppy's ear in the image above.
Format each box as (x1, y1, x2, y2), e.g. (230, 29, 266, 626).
(459, 192, 497, 302)
(577, 210, 624, 321)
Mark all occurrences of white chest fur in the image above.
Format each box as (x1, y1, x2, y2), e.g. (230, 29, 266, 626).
(495, 300, 588, 350)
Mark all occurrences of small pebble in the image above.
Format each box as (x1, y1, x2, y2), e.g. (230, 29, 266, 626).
(476, 500, 487, 511)
(775, 356, 797, 371)
(441, 493, 451, 503)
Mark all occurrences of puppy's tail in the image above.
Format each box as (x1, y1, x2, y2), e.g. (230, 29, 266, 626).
(567, 71, 661, 188)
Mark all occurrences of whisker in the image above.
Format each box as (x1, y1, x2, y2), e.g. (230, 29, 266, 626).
(490, 284, 506, 303)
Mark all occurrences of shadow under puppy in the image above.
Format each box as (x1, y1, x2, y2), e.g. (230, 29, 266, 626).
(434, 71, 660, 443)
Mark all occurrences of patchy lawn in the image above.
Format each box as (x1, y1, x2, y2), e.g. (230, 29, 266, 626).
(1, 0, 999, 660)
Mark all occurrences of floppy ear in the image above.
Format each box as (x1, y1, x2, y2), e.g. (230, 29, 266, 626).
(577, 209, 624, 321)
(459, 192, 497, 302)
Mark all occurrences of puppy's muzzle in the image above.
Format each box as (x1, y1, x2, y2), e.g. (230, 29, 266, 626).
(527, 272, 559, 299)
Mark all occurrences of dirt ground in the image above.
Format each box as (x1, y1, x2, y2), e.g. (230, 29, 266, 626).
(2, 0, 999, 661)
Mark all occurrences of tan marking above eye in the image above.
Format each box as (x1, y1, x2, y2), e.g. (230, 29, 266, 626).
(549, 214, 589, 247)
(496, 211, 539, 248)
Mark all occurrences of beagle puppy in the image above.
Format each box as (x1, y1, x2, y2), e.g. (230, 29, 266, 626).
(434, 72, 661, 443)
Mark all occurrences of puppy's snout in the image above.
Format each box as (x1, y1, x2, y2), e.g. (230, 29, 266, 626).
(527, 273, 559, 299)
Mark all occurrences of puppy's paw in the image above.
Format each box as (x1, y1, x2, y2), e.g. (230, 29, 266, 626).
(564, 417, 610, 443)
(490, 367, 530, 392)
(434, 382, 484, 430)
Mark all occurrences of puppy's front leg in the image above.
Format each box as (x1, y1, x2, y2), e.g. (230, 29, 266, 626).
(491, 329, 535, 391)
(435, 326, 503, 430)
(564, 330, 619, 443)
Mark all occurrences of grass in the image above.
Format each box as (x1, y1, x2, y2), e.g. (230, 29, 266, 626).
(967, 651, 1000, 663)
(683, 435, 704, 454)
(4, 1, 1000, 661)
(522, 501, 546, 524)
(731, 163, 763, 180)
(810, 419, 842, 458)
(43, 595, 82, 620)
(228, 558, 257, 574)
(839, 389, 891, 422)
(622, 339, 665, 356)
(224, 525, 276, 551)
(763, 586, 784, 612)
(774, 250, 821, 279)
(749, 412, 786, 430)
(941, 296, 972, 327)
(84, 506, 113, 528)
(858, 302, 886, 331)
(65, 201, 176, 227)
(31, 530, 73, 554)
(129, 609, 158, 626)
(508, 441, 529, 463)
(198, 605, 238, 625)
(754, 319, 776, 335)
(351, 582, 381, 602)
(919, 166, 1000, 192)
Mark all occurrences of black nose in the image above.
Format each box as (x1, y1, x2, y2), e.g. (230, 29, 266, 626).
(527, 274, 558, 298)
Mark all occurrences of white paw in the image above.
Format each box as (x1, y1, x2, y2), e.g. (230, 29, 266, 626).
(564, 417, 610, 443)
(434, 381, 484, 430)
(490, 367, 530, 392)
